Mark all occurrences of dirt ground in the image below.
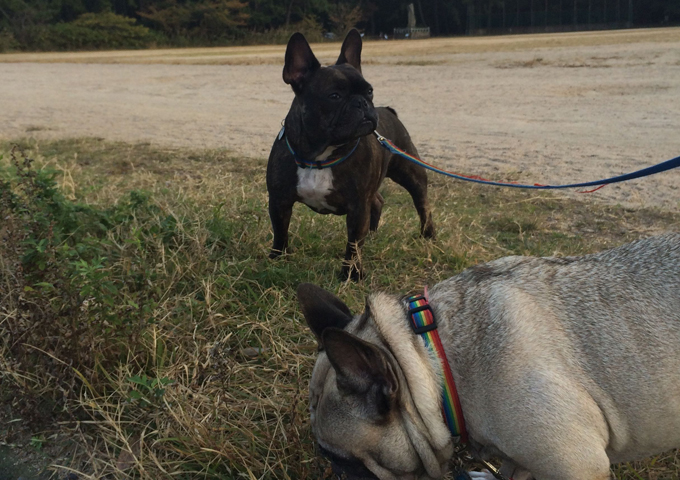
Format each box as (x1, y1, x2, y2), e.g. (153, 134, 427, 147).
(2, 28, 680, 208)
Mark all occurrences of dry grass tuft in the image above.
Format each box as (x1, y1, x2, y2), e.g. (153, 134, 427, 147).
(1, 138, 679, 479)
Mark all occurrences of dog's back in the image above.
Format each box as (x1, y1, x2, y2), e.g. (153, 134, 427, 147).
(432, 233, 680, 467)
(550, 234, 680, 462)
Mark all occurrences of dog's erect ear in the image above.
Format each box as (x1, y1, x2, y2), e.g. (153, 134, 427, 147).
(336, 28, 362, 73)
(323, 328, 398, 416)
(283, 32, 321, 93)
(298, 283, 353, 342)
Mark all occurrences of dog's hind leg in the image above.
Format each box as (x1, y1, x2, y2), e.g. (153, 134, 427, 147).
(501, 413, 612, 480)
(386, 153, 435, 239)
(499, 440, 611, 480)
(491, 368, 613, 480)
(370, 193, 384, 232)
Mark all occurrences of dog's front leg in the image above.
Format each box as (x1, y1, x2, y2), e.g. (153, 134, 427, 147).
(268, 200, 294, 258)
(342, 202, 371, 280)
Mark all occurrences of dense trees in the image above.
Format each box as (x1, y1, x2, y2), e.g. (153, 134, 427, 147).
(1, 0, 679, 51)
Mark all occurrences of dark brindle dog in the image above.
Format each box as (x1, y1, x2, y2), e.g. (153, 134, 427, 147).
(266, 29, 435, 280)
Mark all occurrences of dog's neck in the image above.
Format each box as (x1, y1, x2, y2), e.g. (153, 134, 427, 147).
(284, 104, 356, 161)
(366, 292, 455, 472)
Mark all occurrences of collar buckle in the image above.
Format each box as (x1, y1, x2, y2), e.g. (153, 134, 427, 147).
(407, 295, 438, 334)
(408, 300, 438, 335)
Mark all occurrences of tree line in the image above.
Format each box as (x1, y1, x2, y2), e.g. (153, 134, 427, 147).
(1, 0, 679, 51)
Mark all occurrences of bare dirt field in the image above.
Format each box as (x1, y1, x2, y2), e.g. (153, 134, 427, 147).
(2, 27, 680, 208)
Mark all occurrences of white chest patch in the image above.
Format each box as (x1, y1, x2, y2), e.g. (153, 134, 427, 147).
(296, 167, 336, 212)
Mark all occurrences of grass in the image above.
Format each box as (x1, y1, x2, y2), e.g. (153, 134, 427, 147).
(1, 137, 679, 479)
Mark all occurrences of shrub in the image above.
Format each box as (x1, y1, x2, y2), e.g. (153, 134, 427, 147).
(0, 144, 321, 478)
(49, 12, 153, 50)
(138, 0, 249, 43)
(0, 29, 19, 52)
(245, 15, 325, 45)
(0, 148, 169, 402)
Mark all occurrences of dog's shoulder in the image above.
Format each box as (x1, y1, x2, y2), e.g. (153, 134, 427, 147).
(459, 256, 534, 284)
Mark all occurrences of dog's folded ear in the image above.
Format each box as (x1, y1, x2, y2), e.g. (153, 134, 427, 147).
(336, 28, 362, 73)
(322, 328, 398, 417)
(283, 32, 321, 93)
(297, 283, 353, 342)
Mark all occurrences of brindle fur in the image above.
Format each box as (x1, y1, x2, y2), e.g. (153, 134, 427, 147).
(267, 30, 434, 280)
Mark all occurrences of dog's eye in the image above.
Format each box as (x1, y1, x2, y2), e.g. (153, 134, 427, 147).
(367, 88, 373, 96)
(328, 93, 341, 100)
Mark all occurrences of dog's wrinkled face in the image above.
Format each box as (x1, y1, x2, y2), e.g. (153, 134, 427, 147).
(309, 352, 423, 480)
(283, 30, 379, 146)
(298, 284, 448, 480)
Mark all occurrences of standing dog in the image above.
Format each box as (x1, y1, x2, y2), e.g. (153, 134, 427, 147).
(267, 29, 435, 280)
(298, 234, 680, 479)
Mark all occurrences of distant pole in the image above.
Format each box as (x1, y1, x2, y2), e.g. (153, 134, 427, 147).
(433, 0, 440, 35)
(467, 2, 475, 34)
(285, 0, 295, 28)
(559, 0, 563, 25)
(545, 0, 548, 27)
(627, 0, 632, 27)
(573, 0, 577, 25)
(603, 0, 607, 24)
(408, 3, 416, 29)
(487, 0, 492, 29)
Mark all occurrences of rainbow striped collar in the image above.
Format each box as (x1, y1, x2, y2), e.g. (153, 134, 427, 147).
(406, 290, 468, 442)
(283, 132, 360, 170)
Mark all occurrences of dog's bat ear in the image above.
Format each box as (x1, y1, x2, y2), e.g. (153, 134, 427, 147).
(336, 28, 362, 73)
(323, 328, 398, 417)
(297, 283, 353, 342)
(283, 32, 321, 93)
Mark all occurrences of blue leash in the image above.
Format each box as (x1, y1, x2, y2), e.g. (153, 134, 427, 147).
(375, 131, 680, 192)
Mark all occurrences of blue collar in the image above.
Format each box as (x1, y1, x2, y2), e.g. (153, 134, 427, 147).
(279, 126, 360, 169)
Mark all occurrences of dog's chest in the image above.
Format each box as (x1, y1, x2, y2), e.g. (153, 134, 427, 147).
(296, 167, 336, 212)
(295, 146, 338, 213)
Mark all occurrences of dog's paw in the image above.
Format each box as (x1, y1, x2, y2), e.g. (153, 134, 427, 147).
(421, 222, 436, 240)
(339, 264, 364, 282)
(269, 247, 293, 259)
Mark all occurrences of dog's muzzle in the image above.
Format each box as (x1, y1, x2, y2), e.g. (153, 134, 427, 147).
(318, 444, 379, 480)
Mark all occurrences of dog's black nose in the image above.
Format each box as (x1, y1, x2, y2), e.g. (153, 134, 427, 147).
(351, 96, 369, 110)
